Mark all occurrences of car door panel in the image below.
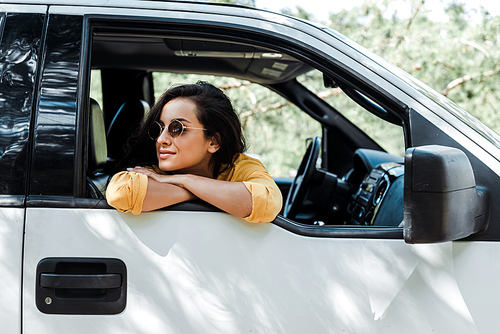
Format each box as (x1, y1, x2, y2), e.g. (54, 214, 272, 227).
(22, 207, 495, 333)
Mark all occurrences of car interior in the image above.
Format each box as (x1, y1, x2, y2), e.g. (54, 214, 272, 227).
(86, 19, 407, 228)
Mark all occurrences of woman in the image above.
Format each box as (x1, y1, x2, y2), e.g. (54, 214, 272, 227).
(106, 81, 282, 223)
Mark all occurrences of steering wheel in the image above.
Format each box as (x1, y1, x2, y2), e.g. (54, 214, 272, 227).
(283, 137, 321, 220)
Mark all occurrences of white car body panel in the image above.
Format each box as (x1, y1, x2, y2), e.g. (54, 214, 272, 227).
(0, 4, 46, 13)
(0, 208, 24, 334)
(23, 207, 500, 333)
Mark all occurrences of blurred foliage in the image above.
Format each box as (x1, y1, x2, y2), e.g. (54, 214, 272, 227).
(321, 0, 500, 135)
(280, 6, 313, 21)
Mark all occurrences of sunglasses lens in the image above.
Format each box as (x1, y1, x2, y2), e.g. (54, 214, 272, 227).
(168, 120, 184, 138)
(148, 122, 163, 140)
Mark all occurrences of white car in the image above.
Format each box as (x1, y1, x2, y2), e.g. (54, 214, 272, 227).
(1, 1, 498, 333)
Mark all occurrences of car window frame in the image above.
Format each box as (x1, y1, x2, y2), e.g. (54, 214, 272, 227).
(75, 12, 411, 240)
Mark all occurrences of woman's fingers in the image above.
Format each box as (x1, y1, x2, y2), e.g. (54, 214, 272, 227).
(127, 167, 172, 183)
(127, 166, 151, 174)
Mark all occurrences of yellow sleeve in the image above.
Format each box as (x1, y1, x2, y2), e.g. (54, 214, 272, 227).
(242, 176, 283, 223)
(224, 155, 282, 223)
(106, 171, 148, 215)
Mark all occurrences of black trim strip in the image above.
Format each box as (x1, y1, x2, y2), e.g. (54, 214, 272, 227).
(74, 14, 90, 198)
(26, 11, 49, 200)
(26, 196, 111, 209)
(272, 215, 403, 239)
(0, 195, 25, 208)
(26, 196, 220, 212)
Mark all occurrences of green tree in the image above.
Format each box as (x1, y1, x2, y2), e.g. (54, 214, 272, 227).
(325, 0, 500, 134)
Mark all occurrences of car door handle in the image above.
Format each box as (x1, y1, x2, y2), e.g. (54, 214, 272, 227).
(36, 258, 127, 315)
(40, 273, 121, 289)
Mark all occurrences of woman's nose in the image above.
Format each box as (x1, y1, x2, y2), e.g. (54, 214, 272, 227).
(157, 128, 172, 144)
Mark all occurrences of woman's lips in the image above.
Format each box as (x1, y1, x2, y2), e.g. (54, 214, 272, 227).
(158, 149, 175, 159)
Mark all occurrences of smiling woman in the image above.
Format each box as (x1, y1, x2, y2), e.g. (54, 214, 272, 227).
(105, 82, 283, 223)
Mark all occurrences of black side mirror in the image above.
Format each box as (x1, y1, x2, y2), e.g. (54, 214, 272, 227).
(404, 145, 488, 243)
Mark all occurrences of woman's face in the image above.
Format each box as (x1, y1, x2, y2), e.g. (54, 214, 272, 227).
(155, 98, 219, 177)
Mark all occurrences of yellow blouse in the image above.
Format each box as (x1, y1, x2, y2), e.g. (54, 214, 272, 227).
(106, 153, 283, 223)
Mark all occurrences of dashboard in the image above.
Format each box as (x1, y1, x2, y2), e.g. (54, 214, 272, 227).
(345, 149, 404, 227)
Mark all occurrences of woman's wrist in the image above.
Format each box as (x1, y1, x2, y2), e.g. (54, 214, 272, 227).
(168, 174, 194, 188)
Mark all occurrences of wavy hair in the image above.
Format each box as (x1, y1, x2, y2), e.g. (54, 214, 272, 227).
(120, 81, 246, 178)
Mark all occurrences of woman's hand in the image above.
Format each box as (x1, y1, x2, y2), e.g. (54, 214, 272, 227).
(127, 167, 187, 187)
(127, 167, 197, 212)
(128, 166, 171, 182)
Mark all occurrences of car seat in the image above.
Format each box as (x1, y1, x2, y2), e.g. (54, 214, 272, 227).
(106, 99, 150, 164)
(87, 98, 109, 199)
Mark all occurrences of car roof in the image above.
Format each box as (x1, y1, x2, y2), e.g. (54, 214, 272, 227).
(8, 0, 316, 84)
(3, 0, 280, 16)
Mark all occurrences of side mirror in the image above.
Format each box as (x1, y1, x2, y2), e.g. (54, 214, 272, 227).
(404, 145, 488, 243)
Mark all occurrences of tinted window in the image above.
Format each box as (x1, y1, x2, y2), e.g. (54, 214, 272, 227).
(30, 15, 82, 197)
(0, 12, 44, 197)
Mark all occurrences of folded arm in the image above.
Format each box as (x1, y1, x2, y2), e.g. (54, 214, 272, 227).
(107, 161, 281, 223)
(106, 171, 196, 214)
(131, 167, 253, 218)
(141, 178, 197, 212)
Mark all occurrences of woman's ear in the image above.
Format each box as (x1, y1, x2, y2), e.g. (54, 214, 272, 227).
(208, 133, 221, 153)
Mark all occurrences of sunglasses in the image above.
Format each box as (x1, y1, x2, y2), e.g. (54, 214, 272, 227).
(148, 119, 206, 140)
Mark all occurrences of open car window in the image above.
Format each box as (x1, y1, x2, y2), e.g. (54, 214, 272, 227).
(86, 17, 408, 232)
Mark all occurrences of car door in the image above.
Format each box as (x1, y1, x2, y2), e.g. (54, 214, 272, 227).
(21, 3, 500, 334)
(0, 4, 46, 333)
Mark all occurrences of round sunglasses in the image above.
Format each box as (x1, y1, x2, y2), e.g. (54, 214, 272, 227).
(148, 119, 206, 140)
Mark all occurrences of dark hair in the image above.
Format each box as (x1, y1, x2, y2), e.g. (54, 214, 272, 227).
(121, 81, 246, 177)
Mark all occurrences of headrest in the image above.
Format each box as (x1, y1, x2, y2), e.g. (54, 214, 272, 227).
(88, 98, 107, 174)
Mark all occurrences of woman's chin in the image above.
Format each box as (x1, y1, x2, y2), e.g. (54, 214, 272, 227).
(157, 161, 175, 172)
